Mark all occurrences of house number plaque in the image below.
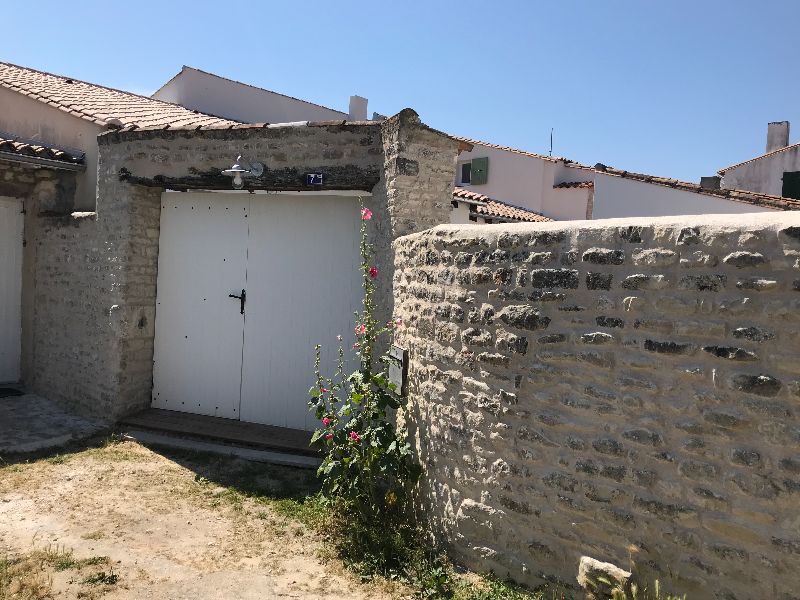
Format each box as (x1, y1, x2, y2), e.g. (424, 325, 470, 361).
(388, 344, 408, 397)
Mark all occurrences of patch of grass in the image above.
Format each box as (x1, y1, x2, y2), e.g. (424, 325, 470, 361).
(269, 495, 326, 527)
(81, 531, 105, 541)
(0, 556, 53, 600)
(45, 454, 67, 465)
(615, 580, 686, 600)
(453, 573, 560, 600)
(31, 545, 78, 571)
(81, 571, 118, 586)
(80, 557, 110, 567)
(52, 553, 79, 571)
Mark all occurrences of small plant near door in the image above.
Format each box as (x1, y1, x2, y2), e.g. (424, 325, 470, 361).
(308, 203, 427, 579)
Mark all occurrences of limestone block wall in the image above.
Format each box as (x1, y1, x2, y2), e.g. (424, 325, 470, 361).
(392, 213, 800, 599)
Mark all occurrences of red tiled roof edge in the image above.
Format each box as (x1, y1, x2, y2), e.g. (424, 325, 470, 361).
(717, 142, 800, 174)
(451, 135, 560, 162)
(0, 136, 84, 165)
(554, 181, 594, 189)
(586, 164, 800, 211)
(453, 187, 553, 222)
(0, 61, 239, 130)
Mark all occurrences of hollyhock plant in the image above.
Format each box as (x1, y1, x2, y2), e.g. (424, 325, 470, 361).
(308, 199, 421, 556)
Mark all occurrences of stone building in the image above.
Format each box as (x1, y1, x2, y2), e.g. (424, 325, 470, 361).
(0, 61, 464, 427)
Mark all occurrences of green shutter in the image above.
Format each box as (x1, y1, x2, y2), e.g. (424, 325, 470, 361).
(782, 171, 800, 200)
(471, 156, 489, 185)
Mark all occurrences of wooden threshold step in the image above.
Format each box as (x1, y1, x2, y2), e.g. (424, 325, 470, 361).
(119, 408, 318, 457)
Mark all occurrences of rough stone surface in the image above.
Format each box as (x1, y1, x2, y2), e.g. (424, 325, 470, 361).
(577, 556, 632, 600)
(0, 393, 107, 453)
(393, 213, 800, 599)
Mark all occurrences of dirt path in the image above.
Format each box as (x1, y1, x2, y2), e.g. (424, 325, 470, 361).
(0, 439, 399, 599)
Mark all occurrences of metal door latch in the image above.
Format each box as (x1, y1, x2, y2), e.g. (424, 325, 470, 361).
(228, 289, 246, 314)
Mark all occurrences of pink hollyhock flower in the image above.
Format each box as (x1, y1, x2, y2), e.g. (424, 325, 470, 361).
(395, 318, 403, 328)
(352, 342, 360, 350)
(321, 387, 329, 394)
(349, 431, 361, 442)
(336, 335, 342, 341)
(355, 324, 366, 336)
(325, 433, 333, 440)
(360, 207, 373, 220)
(322, 417, 331, 426)
(368, 266, 378, 279)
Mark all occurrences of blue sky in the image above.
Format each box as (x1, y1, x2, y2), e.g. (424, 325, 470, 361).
(5, 1, 799, 182)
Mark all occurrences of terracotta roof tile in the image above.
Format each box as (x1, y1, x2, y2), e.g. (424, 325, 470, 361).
(451, 135, 560, 162)
(454, 133, 799, 211)
(717, 142, 800, 174)
(453, 187, 553, 222)
(0, 62, 239, 130)
(586, 164, 800, 211)
(554, 181, 594, 189)
(0, 135, 84, 165)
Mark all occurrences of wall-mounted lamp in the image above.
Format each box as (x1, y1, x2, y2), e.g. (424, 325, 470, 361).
(222, 155, 264, 189)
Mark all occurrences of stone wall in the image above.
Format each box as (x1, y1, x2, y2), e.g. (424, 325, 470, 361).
(0, 160, 81, 393)
(17, 109, 457, 419)
(392, 213, 800, 599)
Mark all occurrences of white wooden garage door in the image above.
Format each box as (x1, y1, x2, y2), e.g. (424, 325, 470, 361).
(152, 192, 362, 430)
(0, 197, 24, 383)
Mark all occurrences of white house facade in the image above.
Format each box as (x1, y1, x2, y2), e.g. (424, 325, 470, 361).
(152, 65, 373, 125)
(453, 136, 797, 222)
(718, 121, 800, 200)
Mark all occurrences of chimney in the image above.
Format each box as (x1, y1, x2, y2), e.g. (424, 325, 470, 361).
(700, 176, 721, 190)
(348, 96, 368, 121)
(766, 121, 790, 153)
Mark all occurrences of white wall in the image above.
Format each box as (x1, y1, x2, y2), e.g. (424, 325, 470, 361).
(592, 174, 775, 219)
(721, 146, 800, 196)
(541, 187, 591, 220)
(153, 67, 348, 124)
(0, 88, 99, 211)
(456, 144, 551, 213)
(450, 202, 472, 224)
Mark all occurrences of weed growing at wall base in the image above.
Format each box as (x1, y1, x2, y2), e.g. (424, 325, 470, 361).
(308, 200, 427, 580)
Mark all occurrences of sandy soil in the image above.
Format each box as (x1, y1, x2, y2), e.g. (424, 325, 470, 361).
(0, 440, 400, 599)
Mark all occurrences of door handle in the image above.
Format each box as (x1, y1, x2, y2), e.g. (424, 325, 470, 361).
(228, 289, 246, 314)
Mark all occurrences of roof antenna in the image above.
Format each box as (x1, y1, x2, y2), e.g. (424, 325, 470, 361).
(549, 128, 553, 157)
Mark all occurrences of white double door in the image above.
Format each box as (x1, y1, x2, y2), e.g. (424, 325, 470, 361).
(152, 193, 362, 430)
(0, 197, 24, 383)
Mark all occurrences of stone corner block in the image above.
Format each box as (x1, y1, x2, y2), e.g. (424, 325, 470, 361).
(577, 556, 632, 600)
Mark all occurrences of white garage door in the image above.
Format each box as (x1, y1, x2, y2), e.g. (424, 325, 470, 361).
(152, 192, 362, 430)
(0, 197, 24, 383)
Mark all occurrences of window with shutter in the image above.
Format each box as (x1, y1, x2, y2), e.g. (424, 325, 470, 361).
(471, 157, 489, 185)
(782, 171, 800, 200)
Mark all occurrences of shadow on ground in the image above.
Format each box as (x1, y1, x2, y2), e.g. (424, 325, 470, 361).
(1, 429, 322, 503)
